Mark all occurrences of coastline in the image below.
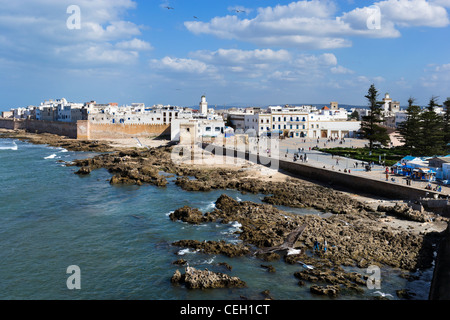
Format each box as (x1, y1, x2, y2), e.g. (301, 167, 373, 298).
(1, 128, 448, 299)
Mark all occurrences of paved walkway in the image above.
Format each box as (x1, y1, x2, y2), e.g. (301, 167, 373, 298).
(279, 137, 450, 197)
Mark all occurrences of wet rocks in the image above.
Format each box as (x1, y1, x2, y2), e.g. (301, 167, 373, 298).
(171, 193, 439, 272)
(74, 166, 91, 175)
(310, 285, 340, 297)
(172, 240, 250, 258)
(171, 267, 247, 289)
(396, 288, 416, 299)
(260, 264, 276, 273)
(169, 206, 214, 224)
(377, 203, 431, 222)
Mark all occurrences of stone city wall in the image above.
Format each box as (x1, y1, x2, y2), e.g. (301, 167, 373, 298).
(0, 118, 171, 140)
(83, 122, 170, 140)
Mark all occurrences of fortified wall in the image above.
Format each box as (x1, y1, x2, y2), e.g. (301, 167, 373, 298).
(78, 121, 170, 140)
(0, 118, 170, 140)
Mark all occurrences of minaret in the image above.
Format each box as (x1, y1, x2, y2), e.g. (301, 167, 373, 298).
(199, 95, 208, 115)
(383, 93, 392, 113)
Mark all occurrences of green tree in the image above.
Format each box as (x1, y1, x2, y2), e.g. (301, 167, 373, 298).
(443, 97, 450, 151)
(397, 97, 422, 155)
(360, 84, 390, 150)
(349, 110, 360, 120)
(418, 96, 445, 156)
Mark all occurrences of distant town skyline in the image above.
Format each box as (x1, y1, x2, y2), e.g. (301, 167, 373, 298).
(1, 0, 449, 111)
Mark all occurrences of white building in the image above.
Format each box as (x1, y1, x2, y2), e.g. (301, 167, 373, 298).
(227, 103, 359, 139)
(171, 114, 225, 142)
(88, 104, 182, 125)
(171, 95, 225, 142)
(382, 93, 400, 117)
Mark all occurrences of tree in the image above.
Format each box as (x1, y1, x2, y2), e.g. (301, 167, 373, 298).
(349, 110, 360, 120)
(418, 96, 445, 156)
(397, 97, 422, 155)
(360, 84, 390, 150)
(443, 97, 450, 151)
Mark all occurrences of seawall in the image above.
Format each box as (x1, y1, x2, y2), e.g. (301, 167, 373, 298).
(0, 118, 170, 140)
(0, 118, 77, 138)
(429, 223, 450, 300)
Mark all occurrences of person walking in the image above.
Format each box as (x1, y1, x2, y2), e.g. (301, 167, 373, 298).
(313, 240, 320, 252)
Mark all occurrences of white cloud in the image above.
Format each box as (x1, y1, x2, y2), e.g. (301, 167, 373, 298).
(185, 0, 449, 49)
(331, 65, 354, 74)
(116, 38, 153, 51)
(150, 57, 213, 74)
(376, 0, 450, 27)
(189, 48, 291, 66)
(0, 0, 146, 67)
(149, 49, 351, 89)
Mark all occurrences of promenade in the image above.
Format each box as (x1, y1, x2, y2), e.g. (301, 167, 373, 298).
(278, 137, 450, 197)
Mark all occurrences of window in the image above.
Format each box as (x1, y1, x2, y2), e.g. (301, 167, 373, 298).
(215, 127, 221, 132)
(273, 125, 275, 129)
(205, 127, 211, 132)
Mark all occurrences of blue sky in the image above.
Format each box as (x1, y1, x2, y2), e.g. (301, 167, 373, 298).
(0, 0, 449, 111)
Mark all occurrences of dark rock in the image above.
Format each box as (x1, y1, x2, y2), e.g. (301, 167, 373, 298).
(310, 285, 340, 297)
(171, 267, 246, 289)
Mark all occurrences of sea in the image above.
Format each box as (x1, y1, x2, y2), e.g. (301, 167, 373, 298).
(0, 138, 435, 300)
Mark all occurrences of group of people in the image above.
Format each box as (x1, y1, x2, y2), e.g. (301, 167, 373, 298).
(425, 182, 442, 192)
(293, 153, 308, 163)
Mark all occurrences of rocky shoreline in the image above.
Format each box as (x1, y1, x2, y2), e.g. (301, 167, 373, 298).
(2, 129, 448, 298)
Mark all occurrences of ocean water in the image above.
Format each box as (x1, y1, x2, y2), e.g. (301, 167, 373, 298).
(0, 138, 434, 300)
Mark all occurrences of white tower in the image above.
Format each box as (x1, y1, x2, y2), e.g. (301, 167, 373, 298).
(199, 95, 208, 115)
(383, 93, 392, 113)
